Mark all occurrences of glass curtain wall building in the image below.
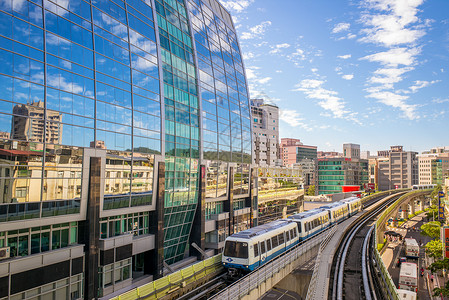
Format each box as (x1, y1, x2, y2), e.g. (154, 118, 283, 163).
(0, 0, 253, 299)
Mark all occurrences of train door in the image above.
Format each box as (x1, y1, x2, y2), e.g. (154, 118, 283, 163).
(260, 241, 267, 265)
(253, 242, 260, 269)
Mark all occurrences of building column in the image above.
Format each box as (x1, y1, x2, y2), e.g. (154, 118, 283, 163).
(81, 157, 101, 300)
(409, 202, 415, 215)
(401, 204, 407, 219)
(148, 161, 165, 279)
(189, 164, 205, 259)
(246, 167, 257, 227)
(419, 196, 424, 211)
(224, 167, 235, 235)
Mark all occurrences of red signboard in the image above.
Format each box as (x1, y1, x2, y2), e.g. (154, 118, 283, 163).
(443, 227, 449, 258)
(342, 185, 360, 193)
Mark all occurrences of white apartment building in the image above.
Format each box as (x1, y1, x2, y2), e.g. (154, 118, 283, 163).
(251, 99, 280, 166)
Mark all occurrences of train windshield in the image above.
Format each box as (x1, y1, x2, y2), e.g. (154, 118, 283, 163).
(224, 241, 248, 259)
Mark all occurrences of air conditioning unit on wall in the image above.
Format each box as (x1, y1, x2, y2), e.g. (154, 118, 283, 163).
(0, 247, 10, 259)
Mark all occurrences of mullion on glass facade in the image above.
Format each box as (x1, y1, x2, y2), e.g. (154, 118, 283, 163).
(0, 0, 252, 297)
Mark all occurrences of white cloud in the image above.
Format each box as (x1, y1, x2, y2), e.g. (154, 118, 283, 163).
(342, 74, 354, 80)
(361, 47, 420, 67)
(241, 21, 272, 40)
(337, 54, 351, 59)
(358, 0, 430, 120)
(258, 77, 272, 84)
(293, 79, 357, 121)
(219, 0, 254, 13)
(279, 109, 312, 131)
(368, 67, 413, 86)
(432, 98, 449, 104)
(269, 43, 291, 54)
(409, 80, 440, 93)
(366, 91, 418, 120)
(245, 67, 272, 97)
(311, 68, 318, 73)
(242, 52, 255, 60)
(332, 22, 350, 33)
(359, 0, 426, 47)
(275, 70, 283, 73)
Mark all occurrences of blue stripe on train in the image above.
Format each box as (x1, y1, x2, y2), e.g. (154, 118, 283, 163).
(223, 240, 301, 271)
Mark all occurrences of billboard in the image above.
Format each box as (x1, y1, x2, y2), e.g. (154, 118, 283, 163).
(443, 226, 449, 258)
(439, 191, 445, 222)
(364, 183, 375, 190)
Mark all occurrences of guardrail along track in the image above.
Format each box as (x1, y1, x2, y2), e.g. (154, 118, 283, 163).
(329, 194, 402, 300)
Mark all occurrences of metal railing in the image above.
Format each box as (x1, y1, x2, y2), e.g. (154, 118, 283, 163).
(372, 189, 431, 300)
(305, 225, 338, 300)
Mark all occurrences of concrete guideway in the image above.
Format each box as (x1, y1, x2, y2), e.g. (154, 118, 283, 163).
(310, 193, 402, 300)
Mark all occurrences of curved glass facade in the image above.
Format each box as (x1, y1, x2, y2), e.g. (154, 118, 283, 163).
(0, 0, 251, 277)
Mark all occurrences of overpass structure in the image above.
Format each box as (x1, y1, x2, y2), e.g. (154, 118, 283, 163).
(110, 189, 434, 300)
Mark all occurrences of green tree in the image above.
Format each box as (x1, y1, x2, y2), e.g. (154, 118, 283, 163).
(433, 283, 449, 298)
(426, 205, 438, 220)
(425, 239, 443, 258)
(429, 257, 449, 297)
(431, 184, 443, 199)
(306, 185, 316, 196)
(428, 257, 449, 273)
(420, 221, 442, 239)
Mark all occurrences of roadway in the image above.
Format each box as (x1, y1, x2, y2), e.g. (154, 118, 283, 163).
(381, 213, 431, 300)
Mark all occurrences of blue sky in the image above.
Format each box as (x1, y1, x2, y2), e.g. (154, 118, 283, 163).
(218, 0, 449, 154)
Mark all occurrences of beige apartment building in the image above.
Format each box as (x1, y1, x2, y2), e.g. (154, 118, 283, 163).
(377, 146, 418, 190)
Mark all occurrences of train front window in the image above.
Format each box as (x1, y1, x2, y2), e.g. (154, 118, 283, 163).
(224, 241, 248, 259)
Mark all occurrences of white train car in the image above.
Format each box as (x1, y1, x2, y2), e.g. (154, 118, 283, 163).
(341, 197, 362, 216)
(320, 201, 349, 224)
(412, 184, 436, 190)
(222, 220, 299, 272)
(287, 208, 330, 241)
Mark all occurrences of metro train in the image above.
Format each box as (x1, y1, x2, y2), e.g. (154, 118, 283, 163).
(222, 197, 363, 273)
(320, 201, 350, 224)
(222, 220, 299, 273)
(341, 196, 363, 216)
(287, 208, 329, 241)
(412, 184, 436, 190)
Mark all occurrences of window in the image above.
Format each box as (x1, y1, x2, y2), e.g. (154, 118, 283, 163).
(254, 243, 259, 257)
(266, 239, 272, 251)
(271, 236, 278, 248)
(15, 187, 28, 198)
(260, 241, 266, 253)
(278, 233, 284, 244)
(224, 241, 248, 259)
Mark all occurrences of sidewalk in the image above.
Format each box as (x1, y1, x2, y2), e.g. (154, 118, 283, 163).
(383, 213, 448, 300)
(425, 254, 447, 300)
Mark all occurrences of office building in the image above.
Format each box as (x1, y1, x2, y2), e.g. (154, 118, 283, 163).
(280, 138, 317, 191)
(361, 151, 371, 160)
(251, 99, 280, 166)
(317, 143, 368, 195)
(0, 0, 252, 299)
(377, 146, 418, 190)
(418, 152, 449, 185)
(317, 157, 369, 195)
(343, 143, 360, 159)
